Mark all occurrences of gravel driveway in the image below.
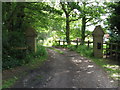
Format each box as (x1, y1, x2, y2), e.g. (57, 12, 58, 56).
(12, 47, 118, 88)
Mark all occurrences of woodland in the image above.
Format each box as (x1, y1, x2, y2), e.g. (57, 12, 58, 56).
(2, 1, 120, 69)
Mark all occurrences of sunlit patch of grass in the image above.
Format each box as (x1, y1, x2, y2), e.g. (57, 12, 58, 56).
(67, 45, 120, 81)
(2, 76, 18, 88)
(91, 58, 120, 80)
(103, 64, 120, 80)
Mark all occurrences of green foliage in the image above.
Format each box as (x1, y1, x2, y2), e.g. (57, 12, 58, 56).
(67, 45, 93, 57)
(2, 45, 47, 70)
(9, 31, 26, 47)
(2, 77, 18, 88)
(67, 45, 120, 80)
(52, 41, 60, 46)
(2, 2, 60, 70)
(35, 45, 47, 57)
(92, 58, 120, 80)
(106, 1, 120, 42)
(76, 45, 93, 57)
(67, 45, 77, 51)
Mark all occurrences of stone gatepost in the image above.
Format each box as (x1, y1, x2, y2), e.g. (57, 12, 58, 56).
(92, 25, 104, 58)
(25, 27, 37, 52)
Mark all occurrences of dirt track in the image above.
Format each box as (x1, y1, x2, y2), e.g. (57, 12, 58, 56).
(12, 47, 118, 88)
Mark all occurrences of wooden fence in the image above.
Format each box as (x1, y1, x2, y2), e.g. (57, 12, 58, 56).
(55, 40, 93, 48)
(103, 42, 120, 60)
(55, 40, 120, 61)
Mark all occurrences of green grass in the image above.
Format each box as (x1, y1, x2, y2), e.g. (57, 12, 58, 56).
(2, 76, 18, 88)
(67, 45, 93, 57)
(91, 57, 120, 80)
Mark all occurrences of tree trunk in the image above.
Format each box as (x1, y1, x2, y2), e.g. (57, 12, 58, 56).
(15, 3, 25, 32)
(81, 16, 86, 45)
(66, 14, 70, 45)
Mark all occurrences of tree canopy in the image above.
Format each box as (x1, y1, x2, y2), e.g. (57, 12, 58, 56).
(2, 1, 120, 69)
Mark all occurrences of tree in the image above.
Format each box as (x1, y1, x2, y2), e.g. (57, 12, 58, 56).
(2, 2, 62, 69)
(106, 1, 120, 42)
(75, 1, 106, 45)
(60, 2, 79, 44)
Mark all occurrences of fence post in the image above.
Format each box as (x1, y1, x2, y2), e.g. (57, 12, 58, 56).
(88, 40, 90, 48)
(76, 40, 78, 48)
(110, 43, 112, 58)
(106, 42, 108, 58)
(63, 41, 65, 45)
(59, 40, 60, 46)
(115, 44, 118, 60)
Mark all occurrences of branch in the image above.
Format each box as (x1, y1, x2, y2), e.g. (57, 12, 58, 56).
(86, 18, 93, 23)
(60, 2, 68, 15)
(86, 20, 102, 26)
(85, 34, 90, 37)
(69, 18, 80, 22)
(69, 15, 83, 22)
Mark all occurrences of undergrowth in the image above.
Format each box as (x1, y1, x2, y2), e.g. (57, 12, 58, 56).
(3, 45, 47, 70)
(2, 45, 48, 88)
(67, 45, 93, 57)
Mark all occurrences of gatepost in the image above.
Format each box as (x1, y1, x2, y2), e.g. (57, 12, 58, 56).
(92, 25, 104, 58)
(25, 27, 37, 52)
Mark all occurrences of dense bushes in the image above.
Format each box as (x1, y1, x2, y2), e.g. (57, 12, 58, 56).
(2, 45, 47, 70)
(67, 45, 93, 58)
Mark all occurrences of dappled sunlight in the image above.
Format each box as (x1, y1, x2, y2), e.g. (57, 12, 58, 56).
(87, 65, 94, 68)
(71, 58, 83, 66)
(110, 80, 114, 83)
(80, 57, 84, 60)
(71, 56, 83, 65)
(72, 59, 82, 63)
(87, 71, 94, 74)
(84, 60, 91, 63)
(103, 65, 119, 70)
(51, 56, 55, 59)
(55, 70, 70, 76)
(63, 48, 66, 51)
(76, 71, 81, 73)
(103, 64, 120, 80)
(111, 73, 120, 80)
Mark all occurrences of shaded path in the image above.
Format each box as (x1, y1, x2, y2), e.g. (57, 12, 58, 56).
(12, 47, 118, 88)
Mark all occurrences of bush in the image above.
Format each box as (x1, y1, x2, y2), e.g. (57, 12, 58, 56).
(67, 45, 93, 58)
(2, 45, 47, 70)
(76, 45, 93, 57)
(67, 45, 77, 51)
(2, 48, 26, 69)
(34, 45, 47, 58)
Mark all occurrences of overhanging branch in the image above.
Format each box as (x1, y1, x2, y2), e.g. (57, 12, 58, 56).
(86, 20, 102, 26)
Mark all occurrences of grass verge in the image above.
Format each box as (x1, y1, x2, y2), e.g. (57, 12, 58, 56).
(67, 45, 120, 81)
(2, 77, 18, 88)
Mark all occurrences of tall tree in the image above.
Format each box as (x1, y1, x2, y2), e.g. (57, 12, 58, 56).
(76, 1, 105, 44)
(60, 2, 78, 44)
(107, 1, 120, 42)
